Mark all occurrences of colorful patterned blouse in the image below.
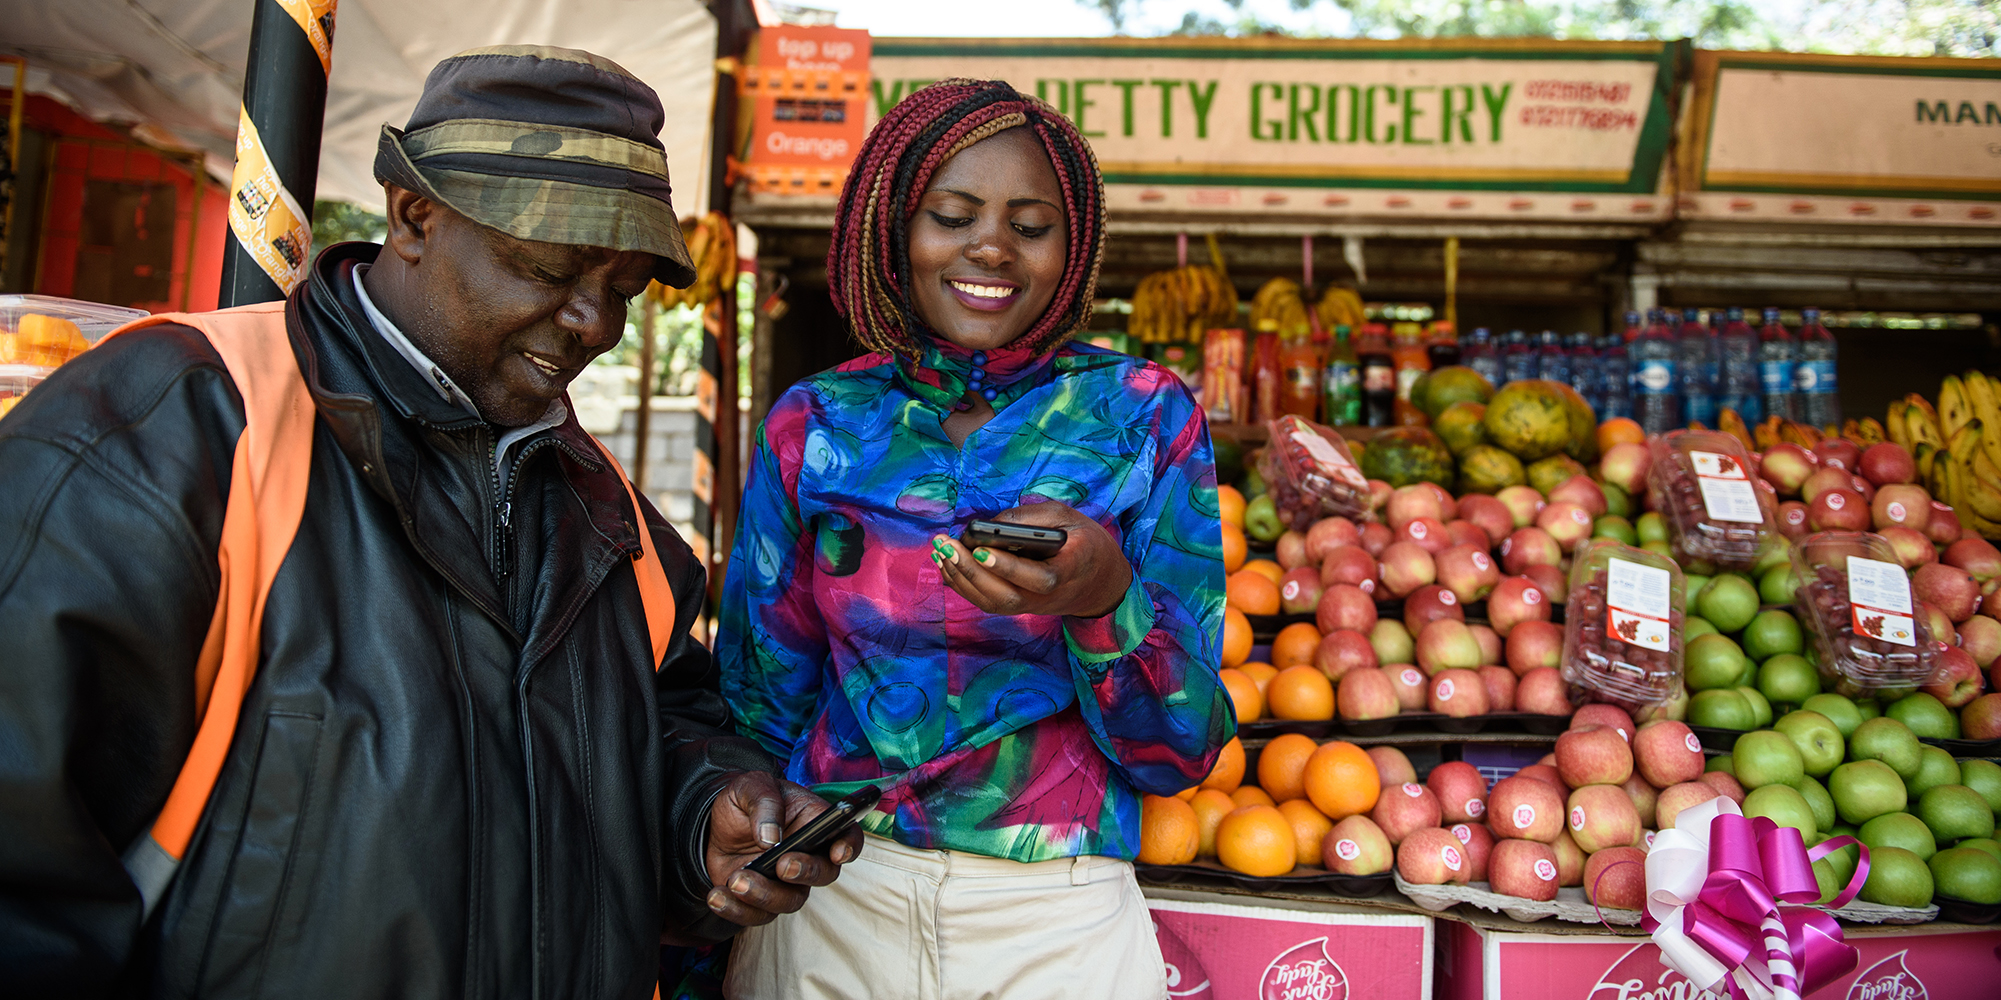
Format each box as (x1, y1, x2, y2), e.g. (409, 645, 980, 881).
(718, 337, 1232, 863)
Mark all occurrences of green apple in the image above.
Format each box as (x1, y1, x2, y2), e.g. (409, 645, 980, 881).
(1907, 746, 1962, 798)
(1745, 784, 1817, 839)
(1753, 537, 1793, 577)
(1642, 539, 1674, 560)
(1689, 690, 1755, 731)
(1958, 838, 2001, 863)
(1744, 610, 1805, 663)
(1850, 717, 1924, 781)
(1961, 759, 2001, 813)
(1759, 654, 1819, 707)
(1738, 686, 1774, 729)
(1603, 482, 1633, 519)
(1774, 710, 1844, 777)
(1830, 759, 1909, 825)
(1685, 634, 1745, 691)
(1698, 574, 1760, 635)
(1860, 812, 1937, 862)
(1593, 515, 1637, 545)
(1856, 699, 1881, 722)
(1245, 494, 1285, 543)
(1636, 511, 1668, 544)
(1821, 828, 1860, 885)
(1706, 752, 1736, 775)
(1931, 846, 2001, 904)
(1759, 563, 1802, 606)
(1858, 846, 1934, 907)
(1734, 729, 1805, 789)
(1886, 692, 1960, 740)
(1684, 574, 1713, 608)
(1799, 773, 1838, 833)
(1812, 856, 1843, 904)
(1802, 693, 1863, 737)
(1918, 784, 1997, 844)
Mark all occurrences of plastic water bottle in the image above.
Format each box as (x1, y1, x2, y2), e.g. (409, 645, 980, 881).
(1758, 307, 1797, 423)
(1463, 327, 1503, 388)
(1796, 308, 1840, 429)
(1502, 329, 1536, 384)
(1633, 309, 1681, 435)
(1535, 330, 1570, 387)
(1598, 330, 1632, 420)
(1676, 307, 1715, 428)
(1567, 331, 1600, 413)
(1717, 306, 1760, 424)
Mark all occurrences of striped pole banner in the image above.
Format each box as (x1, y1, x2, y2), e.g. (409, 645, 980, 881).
(220, 0, 337, 306)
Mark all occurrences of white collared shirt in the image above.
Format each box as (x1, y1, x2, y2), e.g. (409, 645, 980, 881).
(351, 264, 568, 495)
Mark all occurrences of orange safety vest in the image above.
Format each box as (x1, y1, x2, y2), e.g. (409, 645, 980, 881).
(101, 304, 677, 929)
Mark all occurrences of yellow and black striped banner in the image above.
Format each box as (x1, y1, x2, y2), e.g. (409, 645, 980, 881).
(221, 0, 336, 304)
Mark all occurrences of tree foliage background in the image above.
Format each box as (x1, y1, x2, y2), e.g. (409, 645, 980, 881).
(1085, 0, 1996, 56)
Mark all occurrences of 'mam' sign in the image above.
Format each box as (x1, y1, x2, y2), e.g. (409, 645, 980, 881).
(868, 38, 1674, 194)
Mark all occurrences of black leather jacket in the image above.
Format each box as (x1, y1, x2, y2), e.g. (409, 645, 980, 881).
(0, 242, 774, 999)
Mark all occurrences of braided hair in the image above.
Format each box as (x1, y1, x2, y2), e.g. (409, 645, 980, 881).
(827, 79, 1106, 361)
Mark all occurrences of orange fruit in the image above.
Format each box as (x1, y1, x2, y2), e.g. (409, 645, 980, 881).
(1227, 571, 1281, 616)
(1219, 668, 1264, 723)
(1266, 665, 1335, 721)
(1303, 740, 1381, 821)
(1597, 417, 1645, 453)
(1278, 798, 1334, 869)
(1216, 804, 1298, 877)
(1257, 732, 1320, 803)
(1222, 522, 1248, 574)
(1221, 608, 1253, 669)
(1190, 788, 1237, 857)
(1137, 794, 1200, 865)
(1231, 785, 1277, 809)
(1271, 622, 1323, 670)
(1174, 786, 1199, 801)
(1239, 661, 1279, 697)
(1218, 485, 1247, 529)
(1200, 736, 1245, 793)
(1242, 559, 1285, 585)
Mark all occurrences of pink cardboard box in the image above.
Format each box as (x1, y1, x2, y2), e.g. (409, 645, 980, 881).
(1145, 890, 1434, 999)
(1438, 917, 2001, 999)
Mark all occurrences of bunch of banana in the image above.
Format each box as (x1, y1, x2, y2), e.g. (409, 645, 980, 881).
(648, 213, 737, 311)
(1930, 372, 2001, 540)
(1749, 415, 1826, 451)
(1249, 278, 1311, 337)
(1835, 417, 1886, 447)
(1887, 393, 1942, 455)
(1130, 265, 1237, 344)
(1315, 285, 1365, 332)
(1718, 409, 1755, 451)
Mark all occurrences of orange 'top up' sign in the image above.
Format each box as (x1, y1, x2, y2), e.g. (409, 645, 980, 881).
(741, 25, 871, 198)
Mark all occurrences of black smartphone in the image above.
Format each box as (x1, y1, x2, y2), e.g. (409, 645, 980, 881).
(742, 784, 881, 879)
(961, 519, 1069, 561)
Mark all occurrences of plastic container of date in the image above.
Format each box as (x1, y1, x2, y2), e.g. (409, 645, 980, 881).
(1644, 430, 1778, 574)
(1560, 538, 1688, 713)
(1257, 415, 1373, 530)
(1791, 531, 1939, 700)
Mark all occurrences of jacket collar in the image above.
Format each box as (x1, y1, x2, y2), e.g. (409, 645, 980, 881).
(894, 334, 1058, 413)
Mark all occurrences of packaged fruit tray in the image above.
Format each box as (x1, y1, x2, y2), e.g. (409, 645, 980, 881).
(1393, 873, 1644, 926)
(1813, 899, 1938, 925)
(1240, 711, 1569, 741)
(1136, 859, 1394, 898)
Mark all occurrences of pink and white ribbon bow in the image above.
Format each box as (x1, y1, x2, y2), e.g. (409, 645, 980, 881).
(1644, 797, 1868, 1000)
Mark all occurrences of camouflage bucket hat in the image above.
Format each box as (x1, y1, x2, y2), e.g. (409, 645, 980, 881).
(374, 45, 697, 289)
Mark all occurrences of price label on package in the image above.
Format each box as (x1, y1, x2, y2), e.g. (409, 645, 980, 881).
(1292, 424, 1370, 489)
(1847, 555, 1916, 647)
(1606, 558, 1673, 652)
(1690, 451, 1763, 524)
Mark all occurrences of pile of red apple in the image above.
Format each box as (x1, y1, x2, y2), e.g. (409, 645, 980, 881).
(1391, 708, 1742, 911)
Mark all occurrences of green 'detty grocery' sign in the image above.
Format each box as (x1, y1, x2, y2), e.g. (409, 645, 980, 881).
(869, 38, 1677, 193)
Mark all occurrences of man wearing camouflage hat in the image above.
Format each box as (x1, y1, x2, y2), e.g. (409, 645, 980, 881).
(0, 46, 855, 999)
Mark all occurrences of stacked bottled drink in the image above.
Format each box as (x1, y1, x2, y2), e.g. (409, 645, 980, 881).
(1463, 327, 1503, 387)
(1676, 307, 1716, 427)
(1633, 309, 1681, 435)
(1535, 330, 1571, 386)
(1758, 308, 1796, 423)
(1717, 306, 1761, 423)
(1796, 308, 1841, 428)
(1567, 331, 1600, 412)
(1502, 329, 1536, 384)
(1599, 321, 1633, 420)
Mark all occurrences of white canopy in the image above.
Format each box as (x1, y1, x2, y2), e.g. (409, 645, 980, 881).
(2, 0, 719, 213)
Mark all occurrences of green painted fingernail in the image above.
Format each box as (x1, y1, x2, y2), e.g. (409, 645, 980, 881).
(974, 548, 994, 564)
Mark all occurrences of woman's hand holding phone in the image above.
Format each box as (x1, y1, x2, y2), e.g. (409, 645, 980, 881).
(932, 501, 1132, 619)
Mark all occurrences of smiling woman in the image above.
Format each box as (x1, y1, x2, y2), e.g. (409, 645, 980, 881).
(718, 80, 1233, 1000)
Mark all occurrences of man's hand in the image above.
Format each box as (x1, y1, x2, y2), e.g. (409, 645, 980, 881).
(700, 771, 863, 929)
(933, 501, 1132, 619)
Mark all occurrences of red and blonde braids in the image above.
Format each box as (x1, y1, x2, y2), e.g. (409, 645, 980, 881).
(827, 79, 1106, 361)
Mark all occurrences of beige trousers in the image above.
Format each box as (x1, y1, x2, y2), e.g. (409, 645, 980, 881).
(724, 832, 1168, 1000)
